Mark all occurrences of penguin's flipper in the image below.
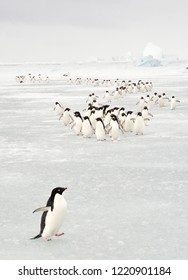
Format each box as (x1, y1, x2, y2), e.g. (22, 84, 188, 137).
(33, 206, 51, 213)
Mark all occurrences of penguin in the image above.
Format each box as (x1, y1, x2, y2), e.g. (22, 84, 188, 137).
(151, 92, 158, 104)
(53, 102, 64, 117)
(86, 94, 93, 104)
(31, 187, 67, 241)
(142, 106, 153, 125)
(170, 96, 180, 110)
(103, 109, 112, 128)
(71, 111, 83, 135)
(136, 97, 147, 110)
(119, 112, 127, 131)
(127, 83, 133, 94)
(156, 95, 167, 107)
(133, 112, 146, 135)
(84, 103, 93, 117)
(82, 116, 94, 138)
(162, 93, 170, 106)
(113, 87, 121, 99)
(139, 82, 146, 93)
(124, 111, 134, 132)
(109, 114, 121, 141)
(132, 83, 138, 94)
(103, 90, 112, 103)
(145, 95, 151, 108)
(89, 110, 97, 130)
(95, 118, 106, 141)
(59, 108, 74, 126)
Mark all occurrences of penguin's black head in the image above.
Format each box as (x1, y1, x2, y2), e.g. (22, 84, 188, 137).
(111, 114, 118, 121)
(96, 117, 102, 122)
(127, 111, 133, 115)
(137, 112, 142, 116)
(51, 187, 67, 196)
(143, 106, 148, 110)
(83, 116, 89, 120)
(119, 107, 125, 111)
(65, 108, 71, 111)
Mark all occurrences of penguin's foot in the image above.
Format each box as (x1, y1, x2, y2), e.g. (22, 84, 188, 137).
(45, 237, 52, 241)
(55, 232, 64, 237)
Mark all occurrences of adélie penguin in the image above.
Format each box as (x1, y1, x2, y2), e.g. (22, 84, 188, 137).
(31, 187, 67, 241)
(82, 116, 94, 138)
(95, 118, 106, 141)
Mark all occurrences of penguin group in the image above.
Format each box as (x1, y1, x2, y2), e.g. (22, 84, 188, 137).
(16, 73, 49, 84)
(54, 77, 181, 140)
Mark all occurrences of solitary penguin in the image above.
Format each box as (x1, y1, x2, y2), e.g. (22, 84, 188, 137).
(31, 187, 67, 241)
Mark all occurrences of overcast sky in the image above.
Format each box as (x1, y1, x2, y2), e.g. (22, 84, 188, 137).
(0, 0, 187, 63)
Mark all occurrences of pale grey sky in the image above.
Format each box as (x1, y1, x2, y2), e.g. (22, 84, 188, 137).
(0, 0, 187, 63)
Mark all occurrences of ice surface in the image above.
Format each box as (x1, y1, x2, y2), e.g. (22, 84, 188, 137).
(0, 61, 188, 260)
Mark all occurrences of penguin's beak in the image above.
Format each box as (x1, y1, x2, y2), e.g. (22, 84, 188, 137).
(63, 187, 67, 191)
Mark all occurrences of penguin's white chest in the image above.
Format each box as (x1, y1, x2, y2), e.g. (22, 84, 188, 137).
(111, 122, 119, 140)
(134, 116, 145, 134)
(74, 118, 82, 134)
(82, 120, 93, 137)
(95, 122, 105, 140)
(170, 99, 176, 109)
(55, 105, 63, 116)
(42, 195, 67, 238)
(62, 111, 71, 125)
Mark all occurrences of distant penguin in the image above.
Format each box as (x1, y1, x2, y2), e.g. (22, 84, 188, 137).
(54, 102, 64, 116)
(86, 94, 93, 104)
(82, 116, 94, 138)
(114, 88, 121, 99)
(72, 111, 83, 135)
(103, 90, 112, 102)
(31, 187, 67, 241)
(170, 96, 180, 110)
(59, 108, 74, 126)
(133, 112, 145, 135)
(95, 118, 106, 141)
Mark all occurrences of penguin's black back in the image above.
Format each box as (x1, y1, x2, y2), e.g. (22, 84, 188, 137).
(31, 193, 55, 239)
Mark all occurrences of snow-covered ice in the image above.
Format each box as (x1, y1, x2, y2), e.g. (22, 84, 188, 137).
(0, 61, 188, 260)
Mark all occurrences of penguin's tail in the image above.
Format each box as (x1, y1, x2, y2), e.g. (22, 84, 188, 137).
(30, 233, 42, 240)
